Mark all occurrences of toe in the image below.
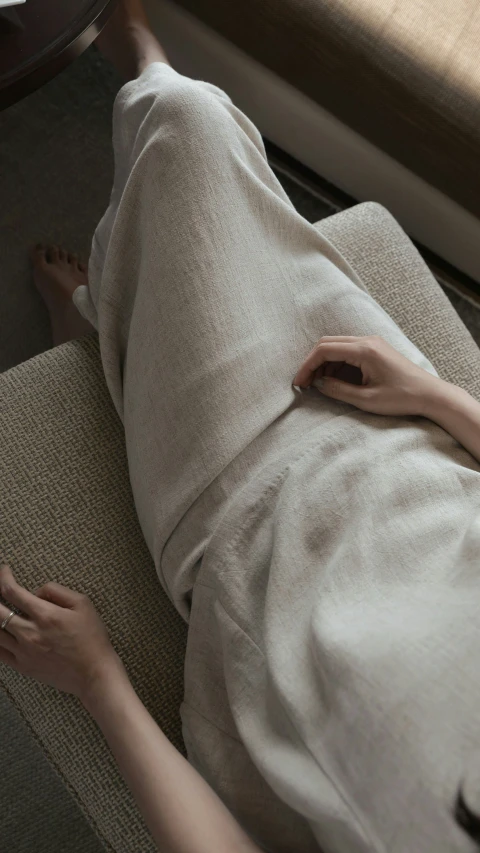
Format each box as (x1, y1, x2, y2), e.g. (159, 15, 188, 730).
(68, 252, 78, 265)
(78, 262, 87, 274)
(30, 244, 47, 266)
(46, 245, 59, 263)
(58, 247, 67, 262)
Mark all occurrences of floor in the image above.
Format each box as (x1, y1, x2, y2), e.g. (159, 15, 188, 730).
(1, 44, 480, 853)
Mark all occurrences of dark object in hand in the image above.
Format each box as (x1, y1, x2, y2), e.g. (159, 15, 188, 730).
(313, 361, 363, 385)
(455, 785, 480, 844)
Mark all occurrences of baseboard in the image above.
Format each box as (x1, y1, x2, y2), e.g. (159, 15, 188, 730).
(265, 140, 480, 306)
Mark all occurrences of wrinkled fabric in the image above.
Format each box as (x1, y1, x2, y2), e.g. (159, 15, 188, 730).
(74, 62, 480, 853)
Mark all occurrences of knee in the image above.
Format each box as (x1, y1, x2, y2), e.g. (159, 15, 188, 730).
(139, 73, 233, 162)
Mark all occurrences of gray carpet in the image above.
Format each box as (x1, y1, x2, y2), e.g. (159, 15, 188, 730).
(1, 44, 480, 853)
(0, 48, 121, 374)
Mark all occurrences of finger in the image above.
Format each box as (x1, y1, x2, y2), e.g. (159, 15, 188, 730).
(0, 647, 18, 668)
(35, 581, 84, 609)
(0, 621, 18, 652)
(0, 564, 50, 621)
(30, 244, 47, 266)
(316, 377, 369, 407)
(293, 342, 362, 387)
(0, 601, 30, 641)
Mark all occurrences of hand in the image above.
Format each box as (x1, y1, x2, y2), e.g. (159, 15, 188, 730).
(0, 563, 124, 701)
(292, 334, 443, 417)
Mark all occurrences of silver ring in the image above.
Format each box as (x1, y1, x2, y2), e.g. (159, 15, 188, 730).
(1, 611, 16, 631)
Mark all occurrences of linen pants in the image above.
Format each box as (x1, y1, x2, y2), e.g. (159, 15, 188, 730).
(73, 63, 480, 853)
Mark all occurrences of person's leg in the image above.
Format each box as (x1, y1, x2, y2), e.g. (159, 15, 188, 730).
(33, 0, 436, 595)
(30, 0, 170, 346)
(31, 245, 94, 345)
(94, 0, 169, 79)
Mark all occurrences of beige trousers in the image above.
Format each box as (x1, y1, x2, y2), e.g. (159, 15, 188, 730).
(74, 63, 480, 853)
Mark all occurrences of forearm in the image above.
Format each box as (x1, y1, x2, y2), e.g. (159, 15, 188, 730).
(423, 378, 480, 464)
(81, 659, 261, 853)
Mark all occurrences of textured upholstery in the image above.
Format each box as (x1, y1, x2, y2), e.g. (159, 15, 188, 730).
(1, 202, 479, 853)
(174, 0, 480, 219)
(317, 203, 480, 400)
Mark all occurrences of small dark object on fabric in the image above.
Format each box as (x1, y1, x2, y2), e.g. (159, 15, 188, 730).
(454, 785, 480, 844)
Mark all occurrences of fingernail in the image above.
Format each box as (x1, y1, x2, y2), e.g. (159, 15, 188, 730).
(312, 378, 325, 389)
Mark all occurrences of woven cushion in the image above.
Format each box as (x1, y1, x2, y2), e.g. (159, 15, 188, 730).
(1, 202, 479, 853)
(174, 0, 480, 219)
(316, 203, 480, 400)
(0, 333, 188, 853)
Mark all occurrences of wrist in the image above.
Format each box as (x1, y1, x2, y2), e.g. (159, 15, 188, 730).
(418, 376, 459, 421)
(80, 653, 130, 717)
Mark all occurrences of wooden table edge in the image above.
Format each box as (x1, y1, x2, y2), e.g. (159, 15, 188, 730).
(0, 0, 118, 111)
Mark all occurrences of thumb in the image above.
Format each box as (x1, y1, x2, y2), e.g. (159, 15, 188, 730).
(314, 376, 368, 407)
(35, 581, 83, 609)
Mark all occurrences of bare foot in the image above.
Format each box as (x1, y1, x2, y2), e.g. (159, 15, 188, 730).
(95, 0, 170, 81)
(31, 245, 96, 346)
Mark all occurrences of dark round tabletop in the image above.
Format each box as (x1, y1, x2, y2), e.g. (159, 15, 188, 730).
(0, 0, 117, 110)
